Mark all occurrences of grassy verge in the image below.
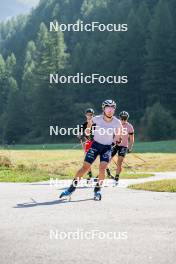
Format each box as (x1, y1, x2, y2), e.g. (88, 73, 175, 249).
(0, 154, 154, 182)
(1, 149, 176, 172)
(133, 140, 176, 153)
(1, 140, 176, 153)
(128, 179, 176, 192)
(0, 168, 51, 182)
(0, 167, 153, 182)
(0, 143, 175, 182)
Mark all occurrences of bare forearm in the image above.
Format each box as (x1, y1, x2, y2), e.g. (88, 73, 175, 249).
(128, 134, 134, 149)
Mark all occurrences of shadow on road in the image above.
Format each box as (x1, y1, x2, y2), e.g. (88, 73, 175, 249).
(25, 184, 93, 191)
(14, 197, 93, 208)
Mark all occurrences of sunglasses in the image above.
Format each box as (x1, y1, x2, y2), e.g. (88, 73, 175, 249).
(86, 113, 93, 117)
(105, 106, 115, 111)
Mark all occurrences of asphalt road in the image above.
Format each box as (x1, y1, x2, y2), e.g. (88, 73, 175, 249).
(0, 175, 176, 264)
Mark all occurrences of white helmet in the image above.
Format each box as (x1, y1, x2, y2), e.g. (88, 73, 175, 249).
(102, 99, 116, 110)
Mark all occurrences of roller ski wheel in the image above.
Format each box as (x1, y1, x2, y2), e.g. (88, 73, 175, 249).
(94, 191, 102, 201)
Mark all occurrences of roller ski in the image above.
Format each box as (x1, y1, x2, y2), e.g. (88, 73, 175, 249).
(94, 187, 102, 201)
(59, 185, 76, 201)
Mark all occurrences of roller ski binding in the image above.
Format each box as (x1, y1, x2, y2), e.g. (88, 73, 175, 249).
(94, 187, 102, 201)
(113, 175, 119, 186)
(59, 185, 75, 201)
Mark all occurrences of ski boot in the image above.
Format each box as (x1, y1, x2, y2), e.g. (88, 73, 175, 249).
(106, 168, 114, 179)
(86, 171, 93, 184)
(59, 185, 76, 201)
(94, 187, 102, 201)
(114, 175, 119, 186)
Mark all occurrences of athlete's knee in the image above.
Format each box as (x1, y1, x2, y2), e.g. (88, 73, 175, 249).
(99, 162, 108, 172)
(118, 163, 122, 169)
(118, 162, 122, 169)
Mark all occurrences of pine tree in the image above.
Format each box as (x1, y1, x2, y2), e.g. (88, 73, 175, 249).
(143, 0, 174, 111)
(30, 22, 69, 140)
(0, 54, 6, 115)
(118, 8, 146, 120)
(3, 88, 29, 144)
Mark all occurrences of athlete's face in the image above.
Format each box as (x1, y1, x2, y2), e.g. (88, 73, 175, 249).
(86, 113, 93, 121)
(104, 106, 115, 118)
(120, 118, 128, 124)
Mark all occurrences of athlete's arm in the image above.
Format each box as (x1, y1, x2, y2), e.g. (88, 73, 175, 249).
(114, 121, 122, 145)
(128, 133, 134, 151)
(85, 118, 93, 137)
(77, 122, 86, 140)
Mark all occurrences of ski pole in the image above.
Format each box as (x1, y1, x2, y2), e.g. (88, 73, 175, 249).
(112, 157, 136, 174)
(72, 141, 85, 149)
(132, 153, 146, 163)
(80, 139, 85, 151)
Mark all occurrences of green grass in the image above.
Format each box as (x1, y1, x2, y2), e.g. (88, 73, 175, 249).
(128, 179, 176, 192)
(0, 166, 154, 182)
(0, 168, 51, 182)
(0, 139, 175, 182)
(1, 140, 176, 152)
(133, 140, 176, 153)
(0, 167, 74, 182)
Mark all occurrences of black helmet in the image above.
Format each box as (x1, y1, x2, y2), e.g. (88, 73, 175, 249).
(119, 111, 129, 119)
(85, 108, 94, 115)
(102, 100, 116, 110)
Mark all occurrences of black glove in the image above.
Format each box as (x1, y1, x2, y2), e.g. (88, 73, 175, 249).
(116, 138, 122, 145)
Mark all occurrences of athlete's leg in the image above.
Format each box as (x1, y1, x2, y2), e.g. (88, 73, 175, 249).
(94, 162, 108, 200)
(87, 169, 93, 177)
(60, 161, 92, 198)
(99, 161, 109, 183)
(106, 167, 113, 178)
(106, 144, 118, 178)
(94, 146, 111, 199)
(71, 157, 95, 189)
(85, 140, 94, 180)
(60, 141, 99, 198)
(75, 161, 91, 181)
(116, 156, 124, 176)
(114, 147, 127, 183)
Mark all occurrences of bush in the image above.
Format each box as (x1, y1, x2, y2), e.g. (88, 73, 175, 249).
(140, 102, 176, 141)
(0, 155, 12, 168)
